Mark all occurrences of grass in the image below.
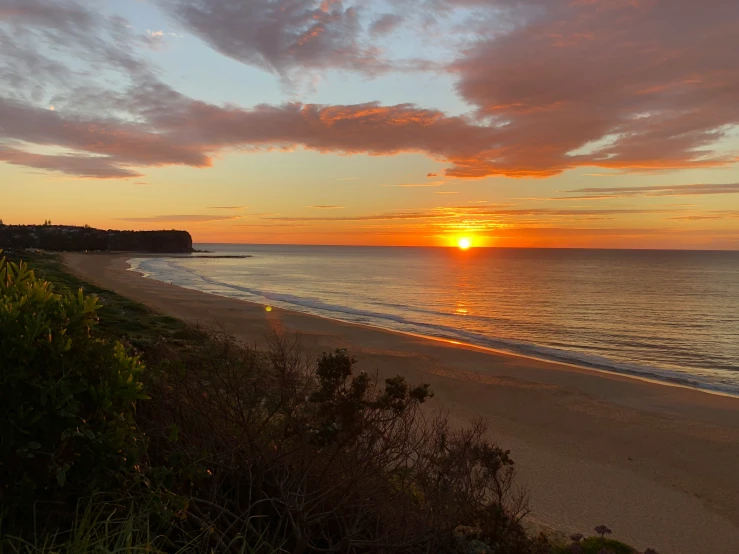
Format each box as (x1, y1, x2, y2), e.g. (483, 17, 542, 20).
(2, 498, 280, 553)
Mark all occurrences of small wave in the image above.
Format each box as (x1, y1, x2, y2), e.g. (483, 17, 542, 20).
(127, 258, 156, 279)
(127, 257, 739, 397)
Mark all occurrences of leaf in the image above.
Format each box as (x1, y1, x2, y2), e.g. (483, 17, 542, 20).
(28, 441, 41, 449)
(168, 424, 179, 443)
(56, 470, 66, 487)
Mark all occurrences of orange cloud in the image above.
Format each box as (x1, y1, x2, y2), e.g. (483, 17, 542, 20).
(450, 0, 739, 177)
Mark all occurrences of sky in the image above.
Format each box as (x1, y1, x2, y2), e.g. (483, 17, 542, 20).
(1, 0, 739, 249)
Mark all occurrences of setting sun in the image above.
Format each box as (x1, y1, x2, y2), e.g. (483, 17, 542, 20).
(458, 237, 471, 250)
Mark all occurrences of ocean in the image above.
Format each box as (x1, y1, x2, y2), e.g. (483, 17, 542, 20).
(129, 245, 739, 395)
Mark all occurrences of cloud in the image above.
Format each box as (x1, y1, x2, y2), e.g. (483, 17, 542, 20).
(557, 183, 739, 200)
(0, 0, 154, 103)
(426, 173, 438, 177)
(266, 210, 448, 222)
(233, 223, 311, 228)
(156, 0, 389, 75)
(0, 0, 95, 31)
(450, 0, 739, 176)
(0, 145, 142, 178)
(143, 100, 506, 180)
(0, 96, 211, 177)
(669, 211, 739, 221)
(266, 206, 671, 224)
(380, 180, 447, 187)
(439, 206, 670, 217)
(2, 0, 738, 182)
(370, 13, 404, 35)
(0, 0, 206, 178)
(117, 215, 241, 222)
(208, 206, 247, 210)
(308, 205, 344, 209)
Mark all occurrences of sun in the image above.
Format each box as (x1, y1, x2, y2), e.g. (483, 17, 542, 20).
(458, 237, 471, 250)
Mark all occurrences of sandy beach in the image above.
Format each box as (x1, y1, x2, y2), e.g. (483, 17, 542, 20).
(63, 253, 739, 554)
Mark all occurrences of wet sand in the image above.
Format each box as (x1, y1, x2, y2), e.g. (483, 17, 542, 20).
(64, 252, 739, 553)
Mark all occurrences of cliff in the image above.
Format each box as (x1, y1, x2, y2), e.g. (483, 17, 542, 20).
(0, 224, 193, 253)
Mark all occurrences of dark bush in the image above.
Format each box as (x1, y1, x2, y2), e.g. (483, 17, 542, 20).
(0, 256, 147, 526)
(140, 328, 537, 553)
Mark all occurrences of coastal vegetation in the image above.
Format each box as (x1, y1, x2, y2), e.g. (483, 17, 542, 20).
(0, 252, 652, 553)
(0, 223, 193, 253)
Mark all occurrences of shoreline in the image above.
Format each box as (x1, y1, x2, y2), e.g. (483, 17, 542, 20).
(127, 254, 738, 399)
(63, 252, 739, 554)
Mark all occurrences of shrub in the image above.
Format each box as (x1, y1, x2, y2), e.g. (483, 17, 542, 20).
(0, 255, 147, 526)
(141, 328, 537, 554)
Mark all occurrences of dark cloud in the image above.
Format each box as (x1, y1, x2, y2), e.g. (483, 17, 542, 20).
(308, 205, 345, 209)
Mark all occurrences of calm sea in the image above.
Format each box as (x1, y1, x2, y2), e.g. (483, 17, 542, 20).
(129, 245, 739, 395)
